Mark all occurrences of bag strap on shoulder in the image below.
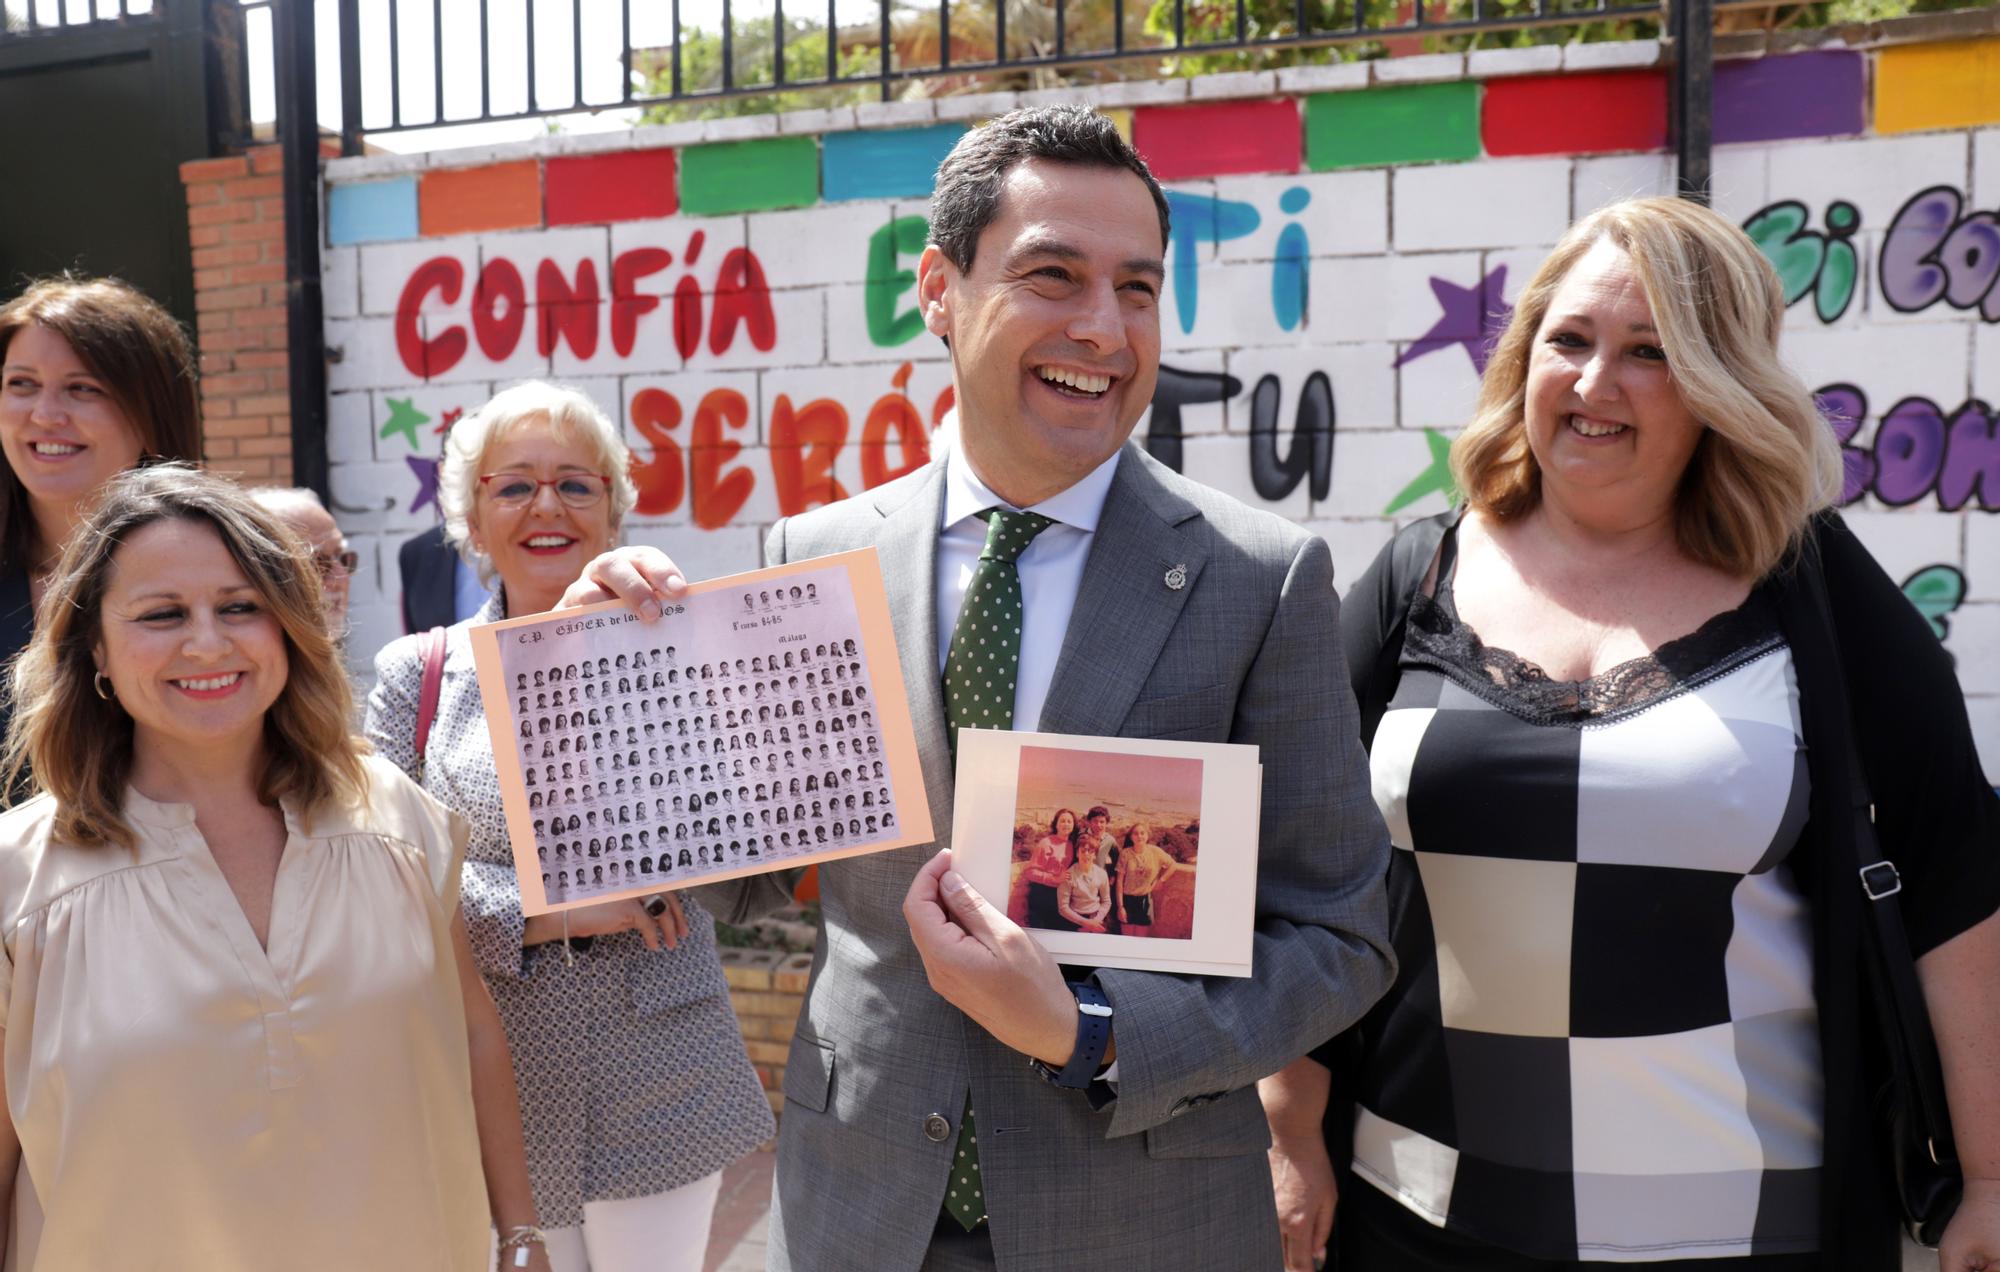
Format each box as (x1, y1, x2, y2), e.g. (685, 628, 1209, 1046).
(413, 625, 448, 779)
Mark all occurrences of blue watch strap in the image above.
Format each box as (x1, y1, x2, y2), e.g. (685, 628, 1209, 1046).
(1049, 982, 1113, 1089)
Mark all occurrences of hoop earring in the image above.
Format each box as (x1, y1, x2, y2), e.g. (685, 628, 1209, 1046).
(93, 672, 114, 701)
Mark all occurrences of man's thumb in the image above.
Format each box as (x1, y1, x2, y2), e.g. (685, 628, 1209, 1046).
(939, 869, 997, 930)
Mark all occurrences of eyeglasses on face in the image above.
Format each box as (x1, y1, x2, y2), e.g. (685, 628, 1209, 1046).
(313, 548, 359, 577)
(478, 472, 612, 509)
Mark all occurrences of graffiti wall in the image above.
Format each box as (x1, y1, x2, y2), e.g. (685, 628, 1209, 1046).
(319, 34, 2000, 779)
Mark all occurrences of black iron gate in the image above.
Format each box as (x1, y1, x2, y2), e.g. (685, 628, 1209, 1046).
(0, 0, 245, 331)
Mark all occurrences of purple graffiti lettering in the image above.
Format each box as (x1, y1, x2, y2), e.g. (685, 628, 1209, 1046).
(1816, 383, 1873, 504)
(1940, 400, 2000, 512)
(1880, 186, 2000, 321)
(1874, 398, 1948, 507)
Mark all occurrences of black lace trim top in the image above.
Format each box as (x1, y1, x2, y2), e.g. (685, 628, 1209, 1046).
(1403, 531, 1785, 727)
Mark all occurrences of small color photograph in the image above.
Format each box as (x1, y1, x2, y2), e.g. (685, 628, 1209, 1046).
(1005, 745, 1202, 940)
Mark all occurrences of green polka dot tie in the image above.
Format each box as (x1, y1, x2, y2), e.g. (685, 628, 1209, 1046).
(940, 507, 1050, 1232)
(943, 507, 1051, 754)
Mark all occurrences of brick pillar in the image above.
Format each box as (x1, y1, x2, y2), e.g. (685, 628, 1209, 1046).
(180, 145, 293, 484)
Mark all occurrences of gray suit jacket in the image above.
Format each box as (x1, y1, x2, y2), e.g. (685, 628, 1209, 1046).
(719, 444, 1393, 1272)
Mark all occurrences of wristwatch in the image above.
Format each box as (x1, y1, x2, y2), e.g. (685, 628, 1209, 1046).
(1029, 982, 1114, 1090)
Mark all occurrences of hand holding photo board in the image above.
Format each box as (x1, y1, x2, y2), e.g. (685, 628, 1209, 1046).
(950, 730, 1262, 977)
(469, 549, 934, 916)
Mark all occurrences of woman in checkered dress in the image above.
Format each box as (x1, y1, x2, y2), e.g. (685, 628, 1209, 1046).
(1261, 199, 2000, 1270)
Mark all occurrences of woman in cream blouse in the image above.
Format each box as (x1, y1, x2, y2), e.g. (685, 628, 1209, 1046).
(0, 466, 550, 1271)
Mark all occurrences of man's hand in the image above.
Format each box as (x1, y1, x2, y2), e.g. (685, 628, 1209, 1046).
(556, 546, 689, 617)
(902, 849, 1089, 1066)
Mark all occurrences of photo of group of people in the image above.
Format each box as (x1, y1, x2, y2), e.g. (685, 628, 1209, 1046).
(476, 557, 929, 911)
(1005, 746, 1202, 942)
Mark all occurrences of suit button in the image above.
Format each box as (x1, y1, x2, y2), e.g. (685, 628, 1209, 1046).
(923, 1113, 951, 1143)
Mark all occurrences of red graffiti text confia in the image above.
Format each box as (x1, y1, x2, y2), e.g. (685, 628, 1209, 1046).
(393, 233, 777, 377)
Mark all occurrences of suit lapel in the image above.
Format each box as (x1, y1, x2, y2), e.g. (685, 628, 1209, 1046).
(1039, 447, 1208, 739)
(871, 465, 957, 837)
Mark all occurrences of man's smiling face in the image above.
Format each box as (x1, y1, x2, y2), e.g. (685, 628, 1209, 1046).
(919, 158, 1165, 506)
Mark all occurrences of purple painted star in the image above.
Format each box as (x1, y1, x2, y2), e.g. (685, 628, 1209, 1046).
(1392, 265, 1513, 376)
(405, 455, 441, 515)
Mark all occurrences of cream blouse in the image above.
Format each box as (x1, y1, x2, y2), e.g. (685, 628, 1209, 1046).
(0, 755, 489, 1271)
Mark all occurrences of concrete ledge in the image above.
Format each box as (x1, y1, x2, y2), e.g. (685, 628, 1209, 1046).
(1468, 45, 1565, 78)
(1190, 69, 1278, 99)
(1564, 38, 1662, 70)
(1372, 52, 1466, 84)
(1276, 62, 1371, 93)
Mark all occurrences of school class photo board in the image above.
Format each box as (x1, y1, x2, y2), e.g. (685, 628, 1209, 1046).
(469, 548, 935, 916)
(950, 730, 1262, 977)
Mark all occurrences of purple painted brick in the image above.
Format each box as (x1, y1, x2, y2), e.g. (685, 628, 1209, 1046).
(1714, 51, 1865, 144)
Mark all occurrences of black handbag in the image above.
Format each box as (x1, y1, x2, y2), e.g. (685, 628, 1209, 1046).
(1799, 541, 1963, 1247)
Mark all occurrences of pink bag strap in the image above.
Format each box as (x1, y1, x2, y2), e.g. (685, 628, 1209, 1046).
(413, 626, 448, 779)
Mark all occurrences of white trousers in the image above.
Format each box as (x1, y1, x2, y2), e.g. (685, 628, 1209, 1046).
(497, 1171, 724, 1272)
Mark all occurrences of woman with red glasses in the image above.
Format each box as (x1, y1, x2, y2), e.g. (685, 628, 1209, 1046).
(363, 380, 772, 1272)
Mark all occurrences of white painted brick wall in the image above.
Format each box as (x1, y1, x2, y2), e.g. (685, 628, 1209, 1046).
(317, 66, 2000, 780)
(1393, 160, 1573, 252)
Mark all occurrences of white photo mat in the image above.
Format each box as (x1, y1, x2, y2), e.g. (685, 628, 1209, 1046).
(950, 729, 1262, 977)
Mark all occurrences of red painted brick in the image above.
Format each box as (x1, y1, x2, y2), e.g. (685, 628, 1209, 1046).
(189, 227, 225, 247)
(225, 175, 285, 200)
(181, 155, 250, 184)
(188, 202, 258, 228)
(420, 161, 542, 235)
(1131, 100, 1301, 181)
(1482, 70, 1668, 156)
(250, 146, 285, 175)
(546, 149, 679, 226)
(186, 183, 224, 207)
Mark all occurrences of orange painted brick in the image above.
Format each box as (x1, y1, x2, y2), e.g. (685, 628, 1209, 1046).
(199, 353, 234, 375)
(239, 437, 292, 457)
(235, 305, 288, 333)
(188, 202, 257, 228)
(193, 244, 261, 269)
(186, 183, 224, 207)
(189, 226, 225, 248)
(225, 175, 284, 200)
(203, 439, 238, 459)
(205, 417, 282, 439)
(236, 263, 286, 287)
(250, 147, 284, 175)
(234, 393, 291, 416)
(236, 350, 289, 371)
(255, 195, 284, 220)
(195, 284, 265, 312)
(237, 220, 284, 243)
(204, 373, 268, 396)
(192, 267, 232, 290)
(181, 155, 250, 183)
(420, 161, 541, 235)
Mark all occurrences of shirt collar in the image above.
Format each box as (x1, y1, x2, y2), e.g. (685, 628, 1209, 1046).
(941, 440, 1122, 536)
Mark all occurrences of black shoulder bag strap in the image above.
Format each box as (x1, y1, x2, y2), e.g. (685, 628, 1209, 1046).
(1796, 535, 1962, 1245)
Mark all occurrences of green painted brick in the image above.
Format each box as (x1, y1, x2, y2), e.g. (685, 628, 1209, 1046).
(1305, 81, 1481, 170)
(680, 135, 820, 215)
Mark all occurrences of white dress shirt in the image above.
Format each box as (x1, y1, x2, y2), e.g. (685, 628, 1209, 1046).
(934, 441, 1122, 732)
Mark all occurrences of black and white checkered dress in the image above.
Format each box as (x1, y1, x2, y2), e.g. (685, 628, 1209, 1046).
(1348, 552, 1822, 1263)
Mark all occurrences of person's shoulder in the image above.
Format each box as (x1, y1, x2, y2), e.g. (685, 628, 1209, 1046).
(321, 755, 448, 845)
(1120, 448, 1315, 565)
(0, 794, 122, 927)
(782, 461, 941, 551)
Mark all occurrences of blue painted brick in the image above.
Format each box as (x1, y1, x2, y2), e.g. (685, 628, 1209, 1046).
(327, 178, 420, 245)
(821, 124, 968, 202)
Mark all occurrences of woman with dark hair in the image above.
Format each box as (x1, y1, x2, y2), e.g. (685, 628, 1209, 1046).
(0, 466, 547, 1269)
(1021, 808, 1078, 931)
(0, 276, 203, 754)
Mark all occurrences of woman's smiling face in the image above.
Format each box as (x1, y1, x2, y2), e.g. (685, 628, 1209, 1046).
(467, 414, 616, 613)
(1, 324, 146, 527)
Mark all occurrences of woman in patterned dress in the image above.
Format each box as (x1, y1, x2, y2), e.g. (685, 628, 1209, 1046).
(366, 382, 773, 1272)
(1262, 199, 2000, 1271)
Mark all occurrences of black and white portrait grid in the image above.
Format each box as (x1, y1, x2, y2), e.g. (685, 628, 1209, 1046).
(472, 553, 931, 914)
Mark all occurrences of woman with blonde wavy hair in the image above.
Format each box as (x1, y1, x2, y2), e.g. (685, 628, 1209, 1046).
(0, 465, 552, 1270)
(1261, 198, 2000, 1271)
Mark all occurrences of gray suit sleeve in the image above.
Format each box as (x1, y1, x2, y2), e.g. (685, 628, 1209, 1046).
(1093, 533, 1395, 1138)
(692, 517, 802, 926)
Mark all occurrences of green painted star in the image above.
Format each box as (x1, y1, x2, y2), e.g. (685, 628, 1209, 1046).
(1383, 428, 1459, 515)
(380, 396, 431, 450)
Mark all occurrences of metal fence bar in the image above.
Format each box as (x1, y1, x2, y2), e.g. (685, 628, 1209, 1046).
(274, 0, 329, 501)
(1672, 0, 1714, 201)
(301, 0, 1697, 145)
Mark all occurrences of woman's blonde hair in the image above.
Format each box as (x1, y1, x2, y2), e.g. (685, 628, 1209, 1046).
(1451, 197, 1842, 581)
(438, 380, 637, 588)
(1, 465, 368, 847)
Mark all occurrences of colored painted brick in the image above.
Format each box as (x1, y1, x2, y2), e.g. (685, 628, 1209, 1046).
(1876, 37, 2000, 134)
(1482, 70, 1667, 156)
(546, 148, 678, 226)
(1714, 51, 1864, 143)
(419, 161, 542, 235)
(327, 178, 420, 246)
(1132, 100, 1301, 181)
(822, 124, 966, 202)
(1305, 81, 1479, 171)
(680, 136, 820, 216)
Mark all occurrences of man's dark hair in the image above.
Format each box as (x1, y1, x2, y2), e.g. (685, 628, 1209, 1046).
(929, 104, 1171, 272)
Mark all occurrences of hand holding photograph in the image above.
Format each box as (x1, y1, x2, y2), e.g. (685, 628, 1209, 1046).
(951, 730, 1262, 976)
(468, 548, 934, 916)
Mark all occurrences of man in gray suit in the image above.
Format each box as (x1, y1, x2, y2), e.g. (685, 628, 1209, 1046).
(566, 105, 1393, 1272)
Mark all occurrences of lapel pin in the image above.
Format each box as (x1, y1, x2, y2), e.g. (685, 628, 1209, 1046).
(1164, 564, 1187, 591)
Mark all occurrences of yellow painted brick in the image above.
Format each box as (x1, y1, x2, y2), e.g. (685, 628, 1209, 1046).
(729, 989, 802, 1018)
(1875, 37, 2000, 134)
(773, 951, 815, 994)
(724, 964, 773, 991)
